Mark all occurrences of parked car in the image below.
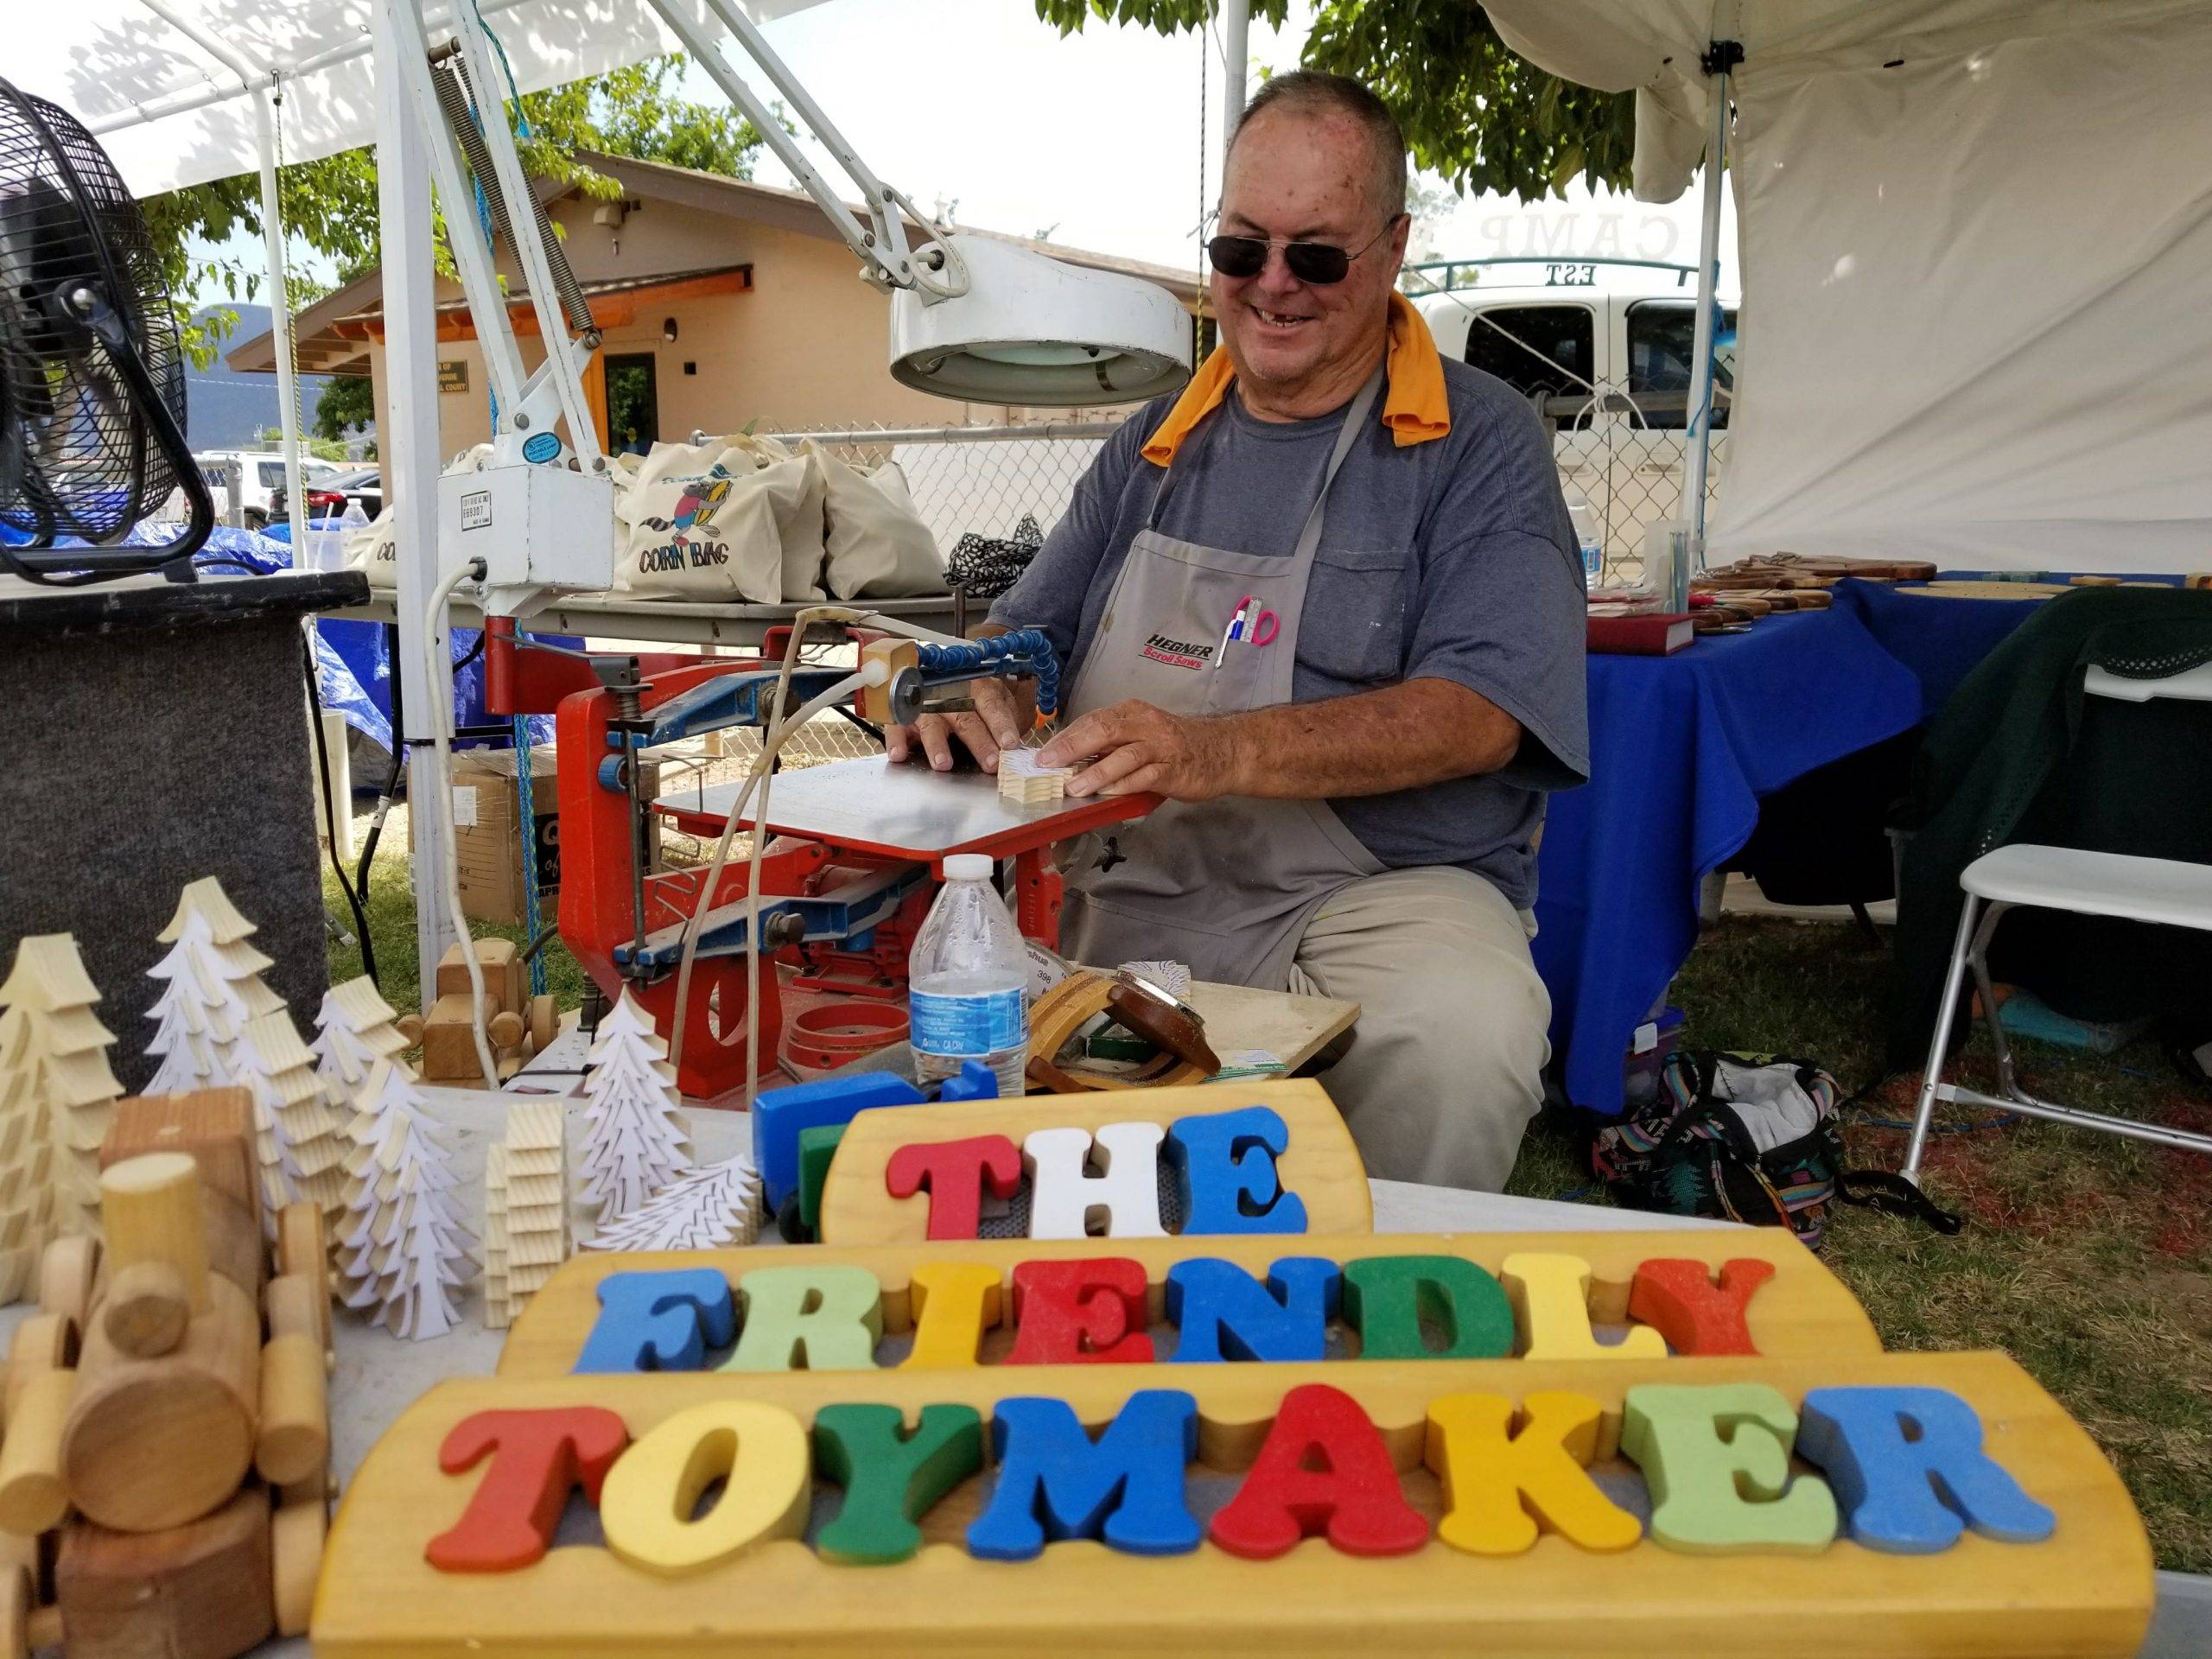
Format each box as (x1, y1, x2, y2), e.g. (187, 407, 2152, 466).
(267, 474, 347, 526)
(1408, 259, 1738, 576)
(188, 450, 346, 531)
(321, 467, 384, 518)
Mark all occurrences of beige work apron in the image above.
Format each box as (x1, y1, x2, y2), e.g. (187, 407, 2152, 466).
(1060, 369, 1388, 988)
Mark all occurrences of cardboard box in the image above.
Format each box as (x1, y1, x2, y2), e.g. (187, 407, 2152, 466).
(423, 746, 660, 928)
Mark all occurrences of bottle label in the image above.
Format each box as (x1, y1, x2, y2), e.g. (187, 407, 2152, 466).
(911, 988, 1026, 1057)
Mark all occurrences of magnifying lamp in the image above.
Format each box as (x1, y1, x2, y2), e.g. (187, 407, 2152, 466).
(888, 232, 1191, 405)
(652, 0, 1192, 408)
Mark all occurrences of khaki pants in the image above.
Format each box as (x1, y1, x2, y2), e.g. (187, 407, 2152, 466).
(1284, 866, 1549, 1192)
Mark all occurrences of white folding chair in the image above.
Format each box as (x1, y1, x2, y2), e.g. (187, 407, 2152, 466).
(1902, 659, 2212, 1184)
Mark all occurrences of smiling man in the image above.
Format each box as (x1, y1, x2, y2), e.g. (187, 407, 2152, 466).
(885, 72, 1589, 1191)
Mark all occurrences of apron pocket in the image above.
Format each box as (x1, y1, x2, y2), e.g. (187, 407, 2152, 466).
(1300, 546, 1409, 686)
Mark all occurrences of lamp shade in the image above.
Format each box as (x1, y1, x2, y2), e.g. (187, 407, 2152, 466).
(888, 233, 1192, 406)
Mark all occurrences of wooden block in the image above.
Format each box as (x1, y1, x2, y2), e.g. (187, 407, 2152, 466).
(102, 1090, 257, 1224)
(819, 1084, 1372, 1247)
(1621, 1382, 1838, 1554)
(1166, 1258, 1335, 1363)
(1798, 1386, 2056, 1553)
(722, 1266, 882, 1374)
(1005, 1258, 1154, 1365)
(1629, 1259, 1777, 1357)
(55, 1485, 273, 1659)
(1022, 1122, 1168, 1240)
(996, 748, 1073, 808)
(1503, 1253, 1667, 1363)
(315, 1351, 2154, 1659)
(436, 938, 524, 1013)
(1166, 1105, 1306, 1235)
(855, 638, 918, 724)
(600, 1401, 811, 1576)
(0, 1368, 75, 1535)
(882, 1135, 1020, 1242)
(271, 1495, 326, 1637)
(812, 1403, 983, 1565)
(37, 1234, 100, 1329)
(495, 1229, 1883, 1382)
(1208, 1383, 1428, 1560)
(968, 1390, 1198, 1560)
(101, 1153, 212, 1314)
(256, 1332, 330, 1486)
(1424, 1389, 1639, 1556)
(4, 1312, 73, 1427)
(422, 994, 499, 1083)
(102, 1261, 194, 1358)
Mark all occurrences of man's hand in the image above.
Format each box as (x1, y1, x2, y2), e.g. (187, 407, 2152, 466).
(884, 676, 1025, 772)
(1037, 699, 1243, 801)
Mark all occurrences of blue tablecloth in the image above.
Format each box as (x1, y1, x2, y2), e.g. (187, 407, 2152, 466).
(1533, 608, 1924, 1117)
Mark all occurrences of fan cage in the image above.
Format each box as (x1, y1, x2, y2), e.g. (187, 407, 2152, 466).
(0, 81, 189, 545)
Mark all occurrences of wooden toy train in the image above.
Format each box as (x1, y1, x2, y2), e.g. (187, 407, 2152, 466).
(0, 1091, 333, 1659)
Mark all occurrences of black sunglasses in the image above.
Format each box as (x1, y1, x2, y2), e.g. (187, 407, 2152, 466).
(1206, 216, 1404, 285)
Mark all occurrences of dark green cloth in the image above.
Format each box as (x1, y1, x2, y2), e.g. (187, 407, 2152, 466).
(1886, 587, 2212, 1067)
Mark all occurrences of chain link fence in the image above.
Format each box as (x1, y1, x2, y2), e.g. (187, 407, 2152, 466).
(761, 404, 1723, 590)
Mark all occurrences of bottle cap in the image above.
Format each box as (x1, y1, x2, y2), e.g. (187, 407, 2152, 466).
(942, 854, 993, 882)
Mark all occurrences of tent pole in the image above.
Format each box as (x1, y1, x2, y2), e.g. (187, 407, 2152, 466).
(251, 87, 308, 559)
(376, 0, 460, 1008)
(1680, 46, 1737, 607)
(1217, 0, 1249, 187)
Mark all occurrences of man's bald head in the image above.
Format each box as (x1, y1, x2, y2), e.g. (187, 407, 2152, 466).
(1229, 71, 1407, 223)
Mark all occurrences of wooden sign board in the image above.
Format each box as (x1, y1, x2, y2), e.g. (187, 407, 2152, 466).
(817, 1081, 1372, 1246)
(313, 1351, 2152, 1657)
(496, 1229, 1883, 1378)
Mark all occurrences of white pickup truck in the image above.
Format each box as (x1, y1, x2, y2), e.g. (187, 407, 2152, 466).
(1408, 258, 1738, 578)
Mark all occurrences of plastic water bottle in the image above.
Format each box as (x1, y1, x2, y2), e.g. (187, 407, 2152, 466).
(1568, 499, 1605, 591)
(910, 854, 1029, 1096)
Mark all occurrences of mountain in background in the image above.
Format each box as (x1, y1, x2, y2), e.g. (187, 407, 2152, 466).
(184, 304, 337, 450)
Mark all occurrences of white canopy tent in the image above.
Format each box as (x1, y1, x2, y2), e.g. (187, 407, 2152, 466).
(1484, 0, 2212, 573)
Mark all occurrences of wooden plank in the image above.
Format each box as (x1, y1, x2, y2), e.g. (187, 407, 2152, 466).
(1184, 981, 1358, 1076)
(817, 1083, 1371, 1247)
(312, 1351, 2152, 1658)
(495, 1225, 1880, 1379)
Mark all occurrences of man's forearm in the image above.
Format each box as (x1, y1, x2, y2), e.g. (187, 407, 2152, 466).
(1210, 677, 1522, 799)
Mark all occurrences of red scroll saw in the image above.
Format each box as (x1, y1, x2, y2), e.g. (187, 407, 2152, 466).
(484, 620, 1153, 1100)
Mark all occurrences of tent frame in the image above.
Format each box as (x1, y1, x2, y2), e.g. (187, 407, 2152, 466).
(1679, 39, 1738, 607)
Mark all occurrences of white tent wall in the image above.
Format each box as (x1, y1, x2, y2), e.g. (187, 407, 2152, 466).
(24, 0, 826, 198)
(1485, 0, 2212, 574)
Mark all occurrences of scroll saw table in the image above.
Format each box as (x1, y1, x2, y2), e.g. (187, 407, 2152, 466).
(651, 757, 1360, 1100)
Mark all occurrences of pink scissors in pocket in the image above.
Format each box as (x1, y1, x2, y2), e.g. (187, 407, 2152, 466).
(1222, 594, 1281, 650)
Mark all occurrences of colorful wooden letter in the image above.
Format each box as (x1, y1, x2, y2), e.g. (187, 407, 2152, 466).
(575, 1269, 735, 1374)
(1006, 1257, 1155, 1364)
(1627, 1258, 1776, 1357)
(1621, 1383, 1838, 1554)
(1341, 1255, 1514, 1360)
(967, 1391, 1202, 1560)
(1166, 1106, 1307, 1235)
(1425, 1391, 1640, 1556)
(903, 1261, 1006, 1369)
(425, 1408, 631, 1573)
(1503, 1252, 1667, 1361)
(813, 1403, 985, 1565)
(885, 1135, 1022, 1241)
(601, 1401, 812, 1575)
(1023, 1122, 1167, 1238)
(1209, 1383, 1429, 1560)
(1798, 1387, 2056, 1553)
(723, 1265, 883, 1372)
(1166, 1257, 1338, 1363)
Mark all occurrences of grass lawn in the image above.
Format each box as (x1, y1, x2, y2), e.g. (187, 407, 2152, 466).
(327, 839, 2212, 1570)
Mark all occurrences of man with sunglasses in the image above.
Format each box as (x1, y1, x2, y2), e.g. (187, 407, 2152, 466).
(887, 72, 1589, 1192)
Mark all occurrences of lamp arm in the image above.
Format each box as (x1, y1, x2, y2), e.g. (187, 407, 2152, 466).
(643, 0, 968, 302)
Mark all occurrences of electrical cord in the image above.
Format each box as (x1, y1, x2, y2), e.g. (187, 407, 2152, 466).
(423, 557, 501, 1089)
(302, 627, 378, 989)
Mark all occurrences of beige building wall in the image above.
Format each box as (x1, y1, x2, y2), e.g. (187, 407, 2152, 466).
(367, 198, 1022, 457)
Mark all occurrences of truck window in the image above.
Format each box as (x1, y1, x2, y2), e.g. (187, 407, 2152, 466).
(1624, 301, 1738, 430)
(1459, 304, 1595, 429)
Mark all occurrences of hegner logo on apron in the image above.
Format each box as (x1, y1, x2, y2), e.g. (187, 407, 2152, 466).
(1141, 632, 1216, 670)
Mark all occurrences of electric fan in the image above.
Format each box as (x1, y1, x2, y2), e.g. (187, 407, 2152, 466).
(0, 76, 211, 584)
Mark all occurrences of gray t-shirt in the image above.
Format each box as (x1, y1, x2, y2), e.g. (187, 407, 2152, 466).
(988, 357, 1589, 909)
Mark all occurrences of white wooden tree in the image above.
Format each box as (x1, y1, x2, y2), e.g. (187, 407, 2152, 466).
(338, 1060, 476, 1339)
(144, 878, 284, 1093)
(1, 935, 122, 1238)
(0, 1008, 54, 1302)
(311, 977, 410, 1113)
(577, 993, 692, 1221)
(585, 1158, 762, 1253)
(232, 1009, 348, 1232)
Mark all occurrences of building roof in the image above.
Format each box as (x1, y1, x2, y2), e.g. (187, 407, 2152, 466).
(228, 150, 1205, 378)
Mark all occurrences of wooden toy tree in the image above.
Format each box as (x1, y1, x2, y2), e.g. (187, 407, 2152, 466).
(481, 1143, 512, 1331)
(311, 977, 411, 1112)
(232, 1010, 349, 1233)
(577, 993, 692, 1221)
(338, 1060, 476, 1340)
(584, 1157, 762, 1253)
(496, 1103, 571, 1327)
(0, 933, 121, 1242)
(0, 1007, 54, 1302)
(144, 877, 285, 1093)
